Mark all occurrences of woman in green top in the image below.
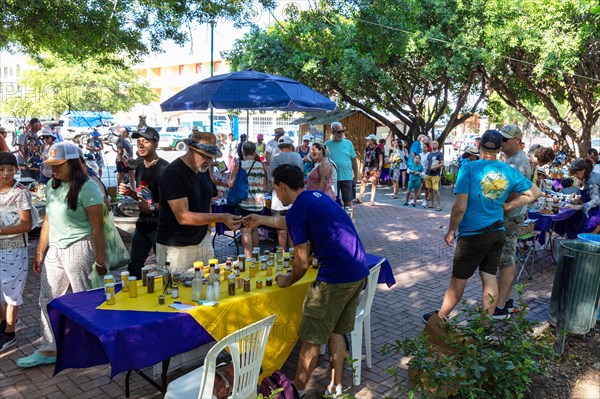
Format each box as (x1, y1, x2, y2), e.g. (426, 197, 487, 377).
(17, 142, 106, 368)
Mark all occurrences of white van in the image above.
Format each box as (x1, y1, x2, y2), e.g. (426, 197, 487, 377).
(178, 113, 232, 136)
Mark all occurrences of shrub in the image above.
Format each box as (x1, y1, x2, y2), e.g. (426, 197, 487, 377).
(385, 287, 555, 398)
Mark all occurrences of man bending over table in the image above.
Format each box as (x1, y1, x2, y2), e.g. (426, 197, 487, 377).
(243, 164, 368, 398)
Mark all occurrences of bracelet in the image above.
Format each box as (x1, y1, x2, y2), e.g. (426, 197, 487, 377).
(36, 251, 44, 255)
(94, 262, 107, 269)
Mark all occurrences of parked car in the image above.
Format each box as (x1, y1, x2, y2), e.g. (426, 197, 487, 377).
(157, 126, 190, 151)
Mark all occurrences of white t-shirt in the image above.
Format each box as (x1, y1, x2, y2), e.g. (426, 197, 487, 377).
(265, 139, 281, 160)
(0, 181, 32, 248)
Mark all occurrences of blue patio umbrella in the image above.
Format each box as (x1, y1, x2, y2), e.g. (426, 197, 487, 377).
(160, 69, 336, 112)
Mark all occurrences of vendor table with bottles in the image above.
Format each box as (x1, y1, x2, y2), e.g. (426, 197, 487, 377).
(47, 254, 395, 395)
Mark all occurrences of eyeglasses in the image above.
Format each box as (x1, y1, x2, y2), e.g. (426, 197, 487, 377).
(502, 137, 511, 142)
(333, 130, 344, 134)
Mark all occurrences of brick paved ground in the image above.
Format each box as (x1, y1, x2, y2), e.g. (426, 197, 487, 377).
(0, 184, 565, 398)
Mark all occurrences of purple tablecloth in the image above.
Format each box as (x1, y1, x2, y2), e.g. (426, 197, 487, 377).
(528, 208, 585, 244)
(48, 255, 395, 378)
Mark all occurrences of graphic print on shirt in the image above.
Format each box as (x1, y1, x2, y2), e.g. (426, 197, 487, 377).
(480, 170, 509, 200)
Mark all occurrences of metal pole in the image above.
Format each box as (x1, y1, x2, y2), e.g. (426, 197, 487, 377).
(246, 110, 249, 136)
(210, 21, 214, 134)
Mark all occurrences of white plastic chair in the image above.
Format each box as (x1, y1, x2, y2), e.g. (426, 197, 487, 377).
(351, 260, 383, 386)
(165, 314, 276, 399)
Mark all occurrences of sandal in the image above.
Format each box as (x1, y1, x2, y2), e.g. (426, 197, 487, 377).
(355, 198, 362, 204)
(428, 205, 434, 209)
(369, 201, 375, 206)
(436, 208, 443, 211)
(16, 351, 56, 368)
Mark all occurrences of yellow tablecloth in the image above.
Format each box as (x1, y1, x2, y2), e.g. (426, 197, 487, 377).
(98, 268, 318, 376)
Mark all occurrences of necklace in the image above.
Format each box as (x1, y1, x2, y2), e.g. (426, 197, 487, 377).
(144, 158, 159, 168)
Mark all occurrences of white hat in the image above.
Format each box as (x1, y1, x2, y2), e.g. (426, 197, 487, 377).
(465, 145, 480, 156)
(278, 136, 294, 145)
(302, 134, 313, 141)
(365, 134, 377, 140)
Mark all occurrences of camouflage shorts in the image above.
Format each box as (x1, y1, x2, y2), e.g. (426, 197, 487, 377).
(499, 215, 525, 268)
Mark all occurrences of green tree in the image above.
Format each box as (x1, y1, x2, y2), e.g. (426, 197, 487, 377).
(478, 0, 600, 157)
(225, 0, 486, 147)
(1, 0, 275, 61)
(1, 55, 157, 120)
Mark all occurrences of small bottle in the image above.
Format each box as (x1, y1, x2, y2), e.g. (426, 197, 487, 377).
(171, 284, 179, 299)
(266, 277, 273, 287)
(224, 265, 231, 279)
(252, 248, 260, 261)
(158, 295, 165, 305)
(104, 275, 114, 285)
(228, 275, 236, 296)
(246, 258, 254, 276)
(236, 276, 244, 289)
(214, 264, 221, 282)
(193, 261, 204, 274)
(147, 272, 155, 293)
(283, 259, 290, 269)
(233, 262, 240, 277)
(206, 283, 214, 301)
(141, 266, 150, 287)
(266, 260, 274, 276)
(249, 264, 256, 278)
(129, 277, 138, 298)
(192, 267, 202, 302)
(209, 258, 219, 280)
(289, 248, 295, 268)
(238, 255, 246, 272)
(121, 271, 130, 292)
(260, 256, 267, 271)
(105, 283, 116, 305)
(213, 280, 220, 300)
(243, 278, 251, 292)
(256, 280, 263, 289)
(226, 257, 233, 268)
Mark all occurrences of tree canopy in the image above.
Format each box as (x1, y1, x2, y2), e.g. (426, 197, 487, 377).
(1, 55, 157, 121)
(1, 0, 275, 62)
(226, 0, 600, 155)
(225, 0, 486, 147)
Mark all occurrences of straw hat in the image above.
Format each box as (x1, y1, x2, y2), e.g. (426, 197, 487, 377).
(183, 131, 222, 158)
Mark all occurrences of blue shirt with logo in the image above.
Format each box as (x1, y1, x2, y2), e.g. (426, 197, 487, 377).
(324, 139, 356, 181)
(454, 160, 532, 237)
(286, 190, 368, 283)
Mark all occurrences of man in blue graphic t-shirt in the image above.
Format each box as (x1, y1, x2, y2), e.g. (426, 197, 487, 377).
(243, 164, 368, 398)
(423, 130, 542, 324)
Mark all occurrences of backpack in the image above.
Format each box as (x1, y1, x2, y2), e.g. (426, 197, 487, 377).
(227, 161, 256, 206)
(259, 370, 301, 399)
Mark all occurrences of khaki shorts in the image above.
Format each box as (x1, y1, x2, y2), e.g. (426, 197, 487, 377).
(156, 233, 214, 274)
(499, 215, 525, 268)
(298, 278, 366, 345)
(424, 175, 441, 190)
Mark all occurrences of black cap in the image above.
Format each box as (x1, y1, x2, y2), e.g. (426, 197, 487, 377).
(480, 129, 503, 151)
(0, 151, 18, 167)
(132, 126, 160, 141)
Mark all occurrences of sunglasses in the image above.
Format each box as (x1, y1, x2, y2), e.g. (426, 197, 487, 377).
(333, 130, 344, 134)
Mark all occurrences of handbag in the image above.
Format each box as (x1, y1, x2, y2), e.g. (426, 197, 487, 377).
(103, 206, 130, 269)
(227, 161, 256, 206)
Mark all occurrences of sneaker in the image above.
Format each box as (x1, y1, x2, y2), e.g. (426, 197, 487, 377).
(408, 200, 414, 205)
(412, 204, 416, 208)
(421, 200, 429, 208)
(492, 306, 511, 320)
(0, 334, 16, 351)
(422, 310, 438, 324)
(505, 299, 514, 313)
(403, 203, 409, 207)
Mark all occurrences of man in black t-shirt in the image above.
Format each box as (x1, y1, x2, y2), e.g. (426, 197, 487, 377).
(156, 131, 242, 273)
(119, 127, 168, 278)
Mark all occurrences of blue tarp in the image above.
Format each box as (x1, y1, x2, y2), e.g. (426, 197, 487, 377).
(61, 111, 114, 129)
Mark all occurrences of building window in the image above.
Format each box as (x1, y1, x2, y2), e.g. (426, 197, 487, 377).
(214, 61, 222, 73)
(252, 117, 274, 137)
(178, 65, 185, 75)
(196, 63, 202, 74)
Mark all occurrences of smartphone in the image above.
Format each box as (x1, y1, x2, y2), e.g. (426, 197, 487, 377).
(218, 160, 228, 173)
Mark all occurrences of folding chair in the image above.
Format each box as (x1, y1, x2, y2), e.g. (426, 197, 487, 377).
(165, 314, 276, 399)
(515, 231, 540, 281)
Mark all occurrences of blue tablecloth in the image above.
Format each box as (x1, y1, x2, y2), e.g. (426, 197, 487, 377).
(528, 208, 585, 245)
(48, 255, 395, 378)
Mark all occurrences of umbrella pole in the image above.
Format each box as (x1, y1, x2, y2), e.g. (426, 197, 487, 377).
(210, 21, 214, 134)
(246, 110, 249, 137)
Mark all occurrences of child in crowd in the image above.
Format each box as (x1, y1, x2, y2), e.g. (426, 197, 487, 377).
(404, 154, 424, 208)
(0, 152, 33, 351)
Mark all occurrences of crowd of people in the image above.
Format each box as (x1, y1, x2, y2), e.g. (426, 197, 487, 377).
(1, 117, 600, 397)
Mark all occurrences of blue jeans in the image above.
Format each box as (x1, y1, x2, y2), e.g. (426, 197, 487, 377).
(128, 229, 157, 278)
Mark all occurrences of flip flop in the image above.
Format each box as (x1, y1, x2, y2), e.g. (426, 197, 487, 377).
(369, 201, 375, 206)
(436, 208, 443, 211)
(428, 206, 434, 209)
(16, 351, 56, 368)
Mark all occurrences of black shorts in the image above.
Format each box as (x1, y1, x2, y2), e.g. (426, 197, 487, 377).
(452, 230, 506, 279)
(116, 162, 133, 173)
(337, 180, 354, 203)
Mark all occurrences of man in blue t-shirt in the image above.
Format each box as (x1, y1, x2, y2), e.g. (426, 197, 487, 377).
(423, 130, 542, 324)
(243, 164, 368, 397)
(324, 121, 359, 207)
